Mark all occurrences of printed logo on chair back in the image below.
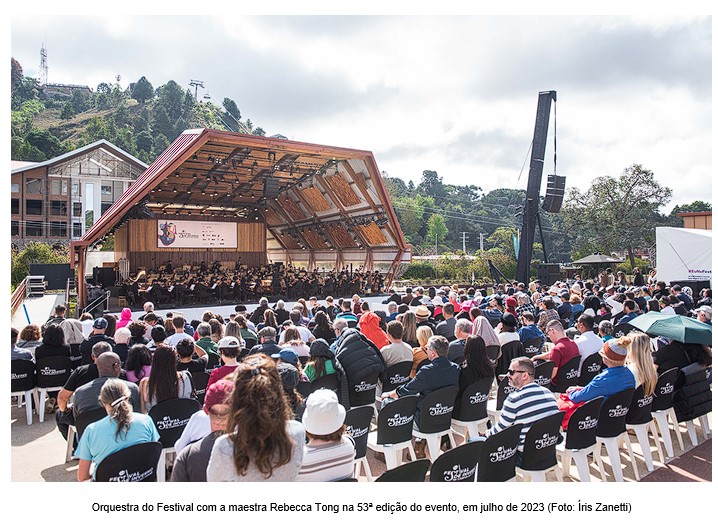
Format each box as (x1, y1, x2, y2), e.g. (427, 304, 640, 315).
(354, 381, 376, 393)
(637, 395, 653, 409)
(345, 424, 368, 439)
(11, 372, 29, 380)
(502, 383, 516, 396)
(524, 345, 540, 356)
(587, 362, 602, 374)
(534, 375, 551, 387)
(443, 463, 477, 482)
(469, 391, 489, 405)
(109, 467, 155, 482)
(157, 415, 190, 431)
(564, 368, 579, 380)
(577, 415, 598, 430)
(489, 445, 517, 463)
(389, 373, 410, 386)
(195, 386, 207, 396)
(39, 366, 67, 377)
(428, 402, 453, 417)
(659, 382, 674, 395)
(608, 404, 629, 418)
(534, 432, 560, 450)
(387, 413, 413, 428)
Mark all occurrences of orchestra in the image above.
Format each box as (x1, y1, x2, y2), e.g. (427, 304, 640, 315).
(118, 262, 385, 308)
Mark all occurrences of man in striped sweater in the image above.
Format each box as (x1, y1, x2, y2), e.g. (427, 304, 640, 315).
(482, 356, 558, 465)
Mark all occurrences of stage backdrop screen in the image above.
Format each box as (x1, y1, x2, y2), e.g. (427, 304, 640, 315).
(156, 220, 238, 248)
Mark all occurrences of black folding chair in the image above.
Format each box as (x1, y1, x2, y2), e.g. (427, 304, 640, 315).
(344, 405, 374, 480)
(555, 396, 603, 482)
(374, 459, 430, 482)
(651, 367, 683, 458)
(310, 373, 340, 394)
(522, 337, 543, 358)
(578, 352, 604, 386)
(495, 340, 523, 379)
(516, 411, 564, 481)
(348, 371, 380, 408)
(36, 356, 73, 423)
(148, 398, 201, 481)
(65, 407, 107, 462)
(95, 441, 163, 482)
(190, 371, 210, 406)
(625, 385, 663, 477)
(533, 360, 555, 389)
(451, 377, 493, 440)
(595, 388, 636, 482)
(429, 441, 482, 482)
(367, 395, 419, 470)
(381, 361, 413, 394)
(11, 359, 37, 425)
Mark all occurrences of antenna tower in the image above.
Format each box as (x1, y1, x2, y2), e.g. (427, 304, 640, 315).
(39, 43, 48, 86)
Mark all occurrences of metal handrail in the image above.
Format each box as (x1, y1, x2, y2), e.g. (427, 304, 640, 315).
(83, 290, 111, 317)
(11, 277, 28, 316)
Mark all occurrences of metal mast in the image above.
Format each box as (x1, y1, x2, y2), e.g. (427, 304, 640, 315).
(39, 43, 48, 86)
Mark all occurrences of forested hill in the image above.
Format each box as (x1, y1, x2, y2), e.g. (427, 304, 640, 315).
(10, 57, 708, 260)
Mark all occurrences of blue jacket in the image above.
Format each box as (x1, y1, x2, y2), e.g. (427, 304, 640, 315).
(518, 324, 545, 345)
(568, 366, 635, 404)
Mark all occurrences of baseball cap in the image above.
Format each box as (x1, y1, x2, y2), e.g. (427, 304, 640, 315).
(93, 317, 108, 329)
(272, 347, 299, 365)
(276, 362, 300, 391)
(218, 336, 241, 349)
(203, 380, 235, 414)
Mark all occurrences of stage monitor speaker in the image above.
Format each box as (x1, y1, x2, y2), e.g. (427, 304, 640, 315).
(93, 267, 116, 287)
(542, 175, 566, 213)
(263, 177, 280, 199)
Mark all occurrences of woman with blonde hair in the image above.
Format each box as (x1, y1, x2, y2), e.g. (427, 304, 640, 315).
(626, 332, 658, 397)
(410, 325, 434, 378)
(400, 311, 419, 347)
(76, 378, 159, 481)
(207, 354, 305, 481)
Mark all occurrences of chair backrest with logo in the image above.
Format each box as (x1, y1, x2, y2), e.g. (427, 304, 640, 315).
(476, 423, 524, 482)
(35, 356, 73, 388)
(429, 441, 482, 482)
(495, 340, 524, 378)
(518, 411, 564, 471)
(95, 441, 163, 482)
(376, 395, 419, 445)
(343, 405, 373, 460)
(495, 375, 516, 411)
(75, 407, 108, 440)
(374, 458, 431, 482)
(11, 360, 36, 393)
(626, 385, 654, 425)
(348, 371, 380, 407)
(416, 385, 459, 434)
(485, 345, 501, 364)
(550, 355, 581, 393)
(190, 372, 210, 406)
(578, 352, 604, 386)
(148, 398, 201, 449)
(453, 377, 493, 422)
(564, 396, 603, 451)
(381, 361, 413, 393)
(652, 367, 680, 412)
(522, 337, 543, 358)
(533, 361, 555, 389)
(596, 388, 634, 439)
(310, 373, 340, 395)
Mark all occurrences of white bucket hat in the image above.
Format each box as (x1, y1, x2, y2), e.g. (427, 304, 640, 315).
(302, 389, 345, 435)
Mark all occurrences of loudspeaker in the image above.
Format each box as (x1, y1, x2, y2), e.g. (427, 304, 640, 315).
(542, 175, 566, 213)
(93, 267, 116, 287)
(538, 263, 561, 285)
(263, 177, 280, 199)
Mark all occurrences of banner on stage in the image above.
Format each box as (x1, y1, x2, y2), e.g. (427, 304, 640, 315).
(157, 220, 237, 248)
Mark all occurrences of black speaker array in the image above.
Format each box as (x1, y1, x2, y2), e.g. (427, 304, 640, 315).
(93, 267, 117, 286)
(263, 177, 280, 199)
(542, 175, 566, 213)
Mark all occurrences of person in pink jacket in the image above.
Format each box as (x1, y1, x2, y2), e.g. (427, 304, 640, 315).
(116, 308, 133, 329)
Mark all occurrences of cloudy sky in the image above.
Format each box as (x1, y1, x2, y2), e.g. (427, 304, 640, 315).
(9, 14, 712, 210)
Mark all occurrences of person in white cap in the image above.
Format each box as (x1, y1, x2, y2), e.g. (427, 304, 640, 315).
(297, 389, 355, 482)
(207, 336, 244, 389)
(695, 305, 712, 325)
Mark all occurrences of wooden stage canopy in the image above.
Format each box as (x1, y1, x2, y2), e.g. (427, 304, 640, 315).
(70, 128, 411, 307)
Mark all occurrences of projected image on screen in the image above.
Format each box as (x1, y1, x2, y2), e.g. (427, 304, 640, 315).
(156, 220, 237, 248)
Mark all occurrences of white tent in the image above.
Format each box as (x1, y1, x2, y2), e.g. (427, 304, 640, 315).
(655, 227, 712, 284)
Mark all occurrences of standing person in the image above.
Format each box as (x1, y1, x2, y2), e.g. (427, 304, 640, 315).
(531, 320, 580, 390)
(138, 344, 195, 413)
(297, 389, 355, 482)
(171, 380, 235, 482)
(479, 357, 559, 464)
(76, 379, 159, 481)
(206, 354, 306, 481)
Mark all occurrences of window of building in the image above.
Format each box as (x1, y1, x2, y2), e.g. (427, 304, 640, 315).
(11, 183, 20, 193)
(50, 201, 68, 216)
(50, 221, 68, 237)
(50, 179, 69, 196)
(25, 221, 43, 237)
(26, 199, 43, 215)
(11, 221, 19, 236)
(11, 199, 19, 215)
(73, 202, 83, 217)
(101, 202, 113, 215)
(101, 184, 113, 197)
(72, 222, 83, 238)
(72, 182, 81, 197)
(25, 178, 43, 194)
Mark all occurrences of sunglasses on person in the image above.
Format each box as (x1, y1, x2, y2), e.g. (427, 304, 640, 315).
(507, 369, 529, 375)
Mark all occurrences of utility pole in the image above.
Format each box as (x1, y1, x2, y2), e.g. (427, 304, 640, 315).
(479, 233, 485, 252)
(461, 231, 468, 254)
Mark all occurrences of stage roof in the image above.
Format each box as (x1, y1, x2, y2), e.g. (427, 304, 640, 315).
(72, 128, 410, 264)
